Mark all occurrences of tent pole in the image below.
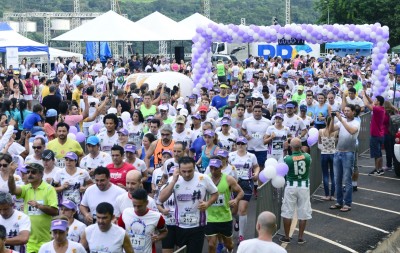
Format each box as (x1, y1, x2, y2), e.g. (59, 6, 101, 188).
(142, 42, 144, 71)
(98, 42, 101, 60)
(170, 41, 172, 61)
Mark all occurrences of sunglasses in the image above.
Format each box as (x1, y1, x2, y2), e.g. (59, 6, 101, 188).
(237, 142, 246, 145)
(27, 170, 38, 175)
(0, 163, 9, 168)
(161, 133, 171, 136)
(32, 146, 42, 149)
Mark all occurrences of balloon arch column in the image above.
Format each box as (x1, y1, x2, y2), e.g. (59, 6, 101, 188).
(191, 23, 390, 97)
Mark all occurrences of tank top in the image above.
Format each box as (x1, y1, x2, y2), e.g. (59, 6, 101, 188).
(314, 104, 328, 125)
(154, 139, 175, 168)
(217, 63, 225, 76)
(320, 136, 336, 154)
(201, 145, 217, 170)
(140, 104, 157, 118)
(207, 173, 232, 222)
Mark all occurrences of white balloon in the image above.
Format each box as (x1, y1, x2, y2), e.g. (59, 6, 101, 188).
(265, 158, 278, 167)
(88, 125, 95, 136)
(67, 133, 76, 140)
(272, 176, 286, 188)
(263, 165, 277, 179)
(277, 34, 283, 39)
(308, 128, 319, 138)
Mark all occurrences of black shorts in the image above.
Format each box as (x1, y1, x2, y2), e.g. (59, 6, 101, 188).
(205, 220, 233, 237)
(235, 179, 253, 202)
(162, 225, 177, 249)
(176, 226, 205, 253)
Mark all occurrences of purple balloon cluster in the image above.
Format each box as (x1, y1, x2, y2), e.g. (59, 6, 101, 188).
(191, 23, 390, 97)
(69, 126, 86, 143)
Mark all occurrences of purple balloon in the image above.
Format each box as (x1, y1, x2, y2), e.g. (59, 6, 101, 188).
(69, 126, 78, 135)
(259, 171, 269, 183)
(75, 132, 86, 143)
(307, 136, 318, 146)
(93, 123, 102, 134)
(276, 163, 289, 177)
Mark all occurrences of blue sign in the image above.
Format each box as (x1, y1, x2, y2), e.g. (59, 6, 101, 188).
(257, 44, 314, 60)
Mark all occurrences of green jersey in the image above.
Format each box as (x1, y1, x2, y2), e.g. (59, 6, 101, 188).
(284, 151, 311, 187)
(217, 63, 226, 77)
(207, 173, 232, 222)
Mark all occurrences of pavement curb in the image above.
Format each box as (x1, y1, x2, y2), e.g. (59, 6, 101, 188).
(369, 226, 400, 253)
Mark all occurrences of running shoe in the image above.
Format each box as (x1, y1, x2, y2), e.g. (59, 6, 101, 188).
(279, 237, 290, 243)
(234, 220, 239, 232)
(216, 242, 224, 253)
(377, 169, 385, 175)
(368, 169, 379, 176)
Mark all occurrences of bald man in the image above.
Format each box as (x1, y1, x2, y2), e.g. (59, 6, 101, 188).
(237, 211, 286, 253)
(280, 138, 312, 244)
(114, 170, 158, 218)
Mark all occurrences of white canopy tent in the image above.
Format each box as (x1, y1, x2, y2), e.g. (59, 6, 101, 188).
(178, 13, 216, 39)
(21, 47, 83, 62)
(135, 11, 193, 41)
(52, 10, 159, 42)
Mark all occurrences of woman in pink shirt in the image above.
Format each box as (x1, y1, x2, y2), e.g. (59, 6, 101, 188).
(170, 59, 179, 72)
(24, 72, 34, 110)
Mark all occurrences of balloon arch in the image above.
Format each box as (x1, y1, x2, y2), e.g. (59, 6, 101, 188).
(191, 23, 390, 98)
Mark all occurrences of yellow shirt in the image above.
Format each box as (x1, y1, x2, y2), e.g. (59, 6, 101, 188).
(72, 88, 82, 104)
(47, 137, 84, 164)
(41, 86, 50, 99)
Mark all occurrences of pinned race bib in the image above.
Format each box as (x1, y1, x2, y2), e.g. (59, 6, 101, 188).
(212, 194, 225, 207)
(28, 200, 44, 216)
(130, 234, 146, 251)
(179, 212, 198, 226)
(57, 159, 66, 168)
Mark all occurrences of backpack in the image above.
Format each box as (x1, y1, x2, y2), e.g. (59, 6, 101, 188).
(389, 114, 400, 136)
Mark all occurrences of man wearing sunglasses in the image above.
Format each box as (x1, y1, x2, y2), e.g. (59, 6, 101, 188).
(8, 162, 58, 253)
(24, 136, 45, 165)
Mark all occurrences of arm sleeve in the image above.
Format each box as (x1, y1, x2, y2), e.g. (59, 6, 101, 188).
(19, 214, 31, 232)
(46, 186, 59, 209)
(156, 215, 166, 230)
(0, 125, 15, 151)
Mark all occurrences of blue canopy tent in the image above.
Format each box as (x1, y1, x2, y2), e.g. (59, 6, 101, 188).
(325, 41, 373, 57)
(0, 22, 50, 72)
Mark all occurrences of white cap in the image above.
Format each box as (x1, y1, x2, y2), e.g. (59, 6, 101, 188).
(318, 78, 325, 85)
(107, 107, 117, 114)
(228, 94, 236, 102)
(179, 108, 189, 117)
(159, 104, 168, 111)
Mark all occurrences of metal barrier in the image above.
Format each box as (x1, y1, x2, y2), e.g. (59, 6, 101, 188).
(309, 144, 322, 195)
(358, 112, 372, 157)
(255, 181, 283, 237)
(173, 245, 187, 253)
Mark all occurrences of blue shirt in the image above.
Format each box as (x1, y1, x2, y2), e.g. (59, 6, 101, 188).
(211, 95, 228, 110)
(190, 137, 206, 162)
(14, 109, 32, 130)
(22, 112, 42, 130)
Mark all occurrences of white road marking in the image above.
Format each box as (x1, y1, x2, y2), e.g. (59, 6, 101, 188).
(359, 173, 400, 181)
(312, 209, 390, 234)
(314, 195, 400, 215)
(357, 187, 400, 197)
(295, 229, 358, 253)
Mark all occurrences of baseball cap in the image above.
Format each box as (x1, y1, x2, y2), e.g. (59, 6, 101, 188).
(318, 78, 325, 85)
(285, 102, 296, 108)
(180, 108, 189, 117)
(282, 73, 289, 78)
(188, 94, 196, 99)
(60, 199, 77, 211)
(75, 80, 83, 86)
(64, 152, 78, 161)
(87, 136, 100, 146)
(209, 159, 222, 168)
(175, 115, 186, 124)
(51, 219, 68, 231)
(221, 119, 230, 125)
(107, 107, 117, 114)
(13, 70, 20, 75)
(191, 114, 201, 120)
(228, 94, 236, 102)
(220, 83, 229, 89)
(45, 108, 57, 118)
(277, 104, 285, 110)
(124, 144, 136, 153)
(26, 163, 44, 172)
(159, 104, 168, 111)
(162, 150, 173, 157)
(275, 113, 284, 119)
(232, 85, 238, 90)
(198, 105, 208, 112)
(217, 149, 229, 158)
(117, 128, 129, 136)
(297, 85, 304, 91)
(42, 150, 55, 160)
(203, 130, 215, 137)
(236, 136, 248, 144)
(18, 165, 28, 174)
(300, 105, 307, 111)
(146, 115, 154, 122)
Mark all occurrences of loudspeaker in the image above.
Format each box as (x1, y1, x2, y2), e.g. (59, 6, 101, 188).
(396, 64, 400, 75)
(175, 46, 184, 63)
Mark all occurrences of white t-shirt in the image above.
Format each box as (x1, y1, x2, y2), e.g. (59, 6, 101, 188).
(53, 168, 91, 204)
(43, 167, 62, 185)
(0, 174, 22, 193)
(96, 131, 119, 154)
(0, 210, 31, 253)
(170, 172, 218, 228)
(120, 208, 165, 253)
(85, 224, 126, 253)
(24, 155, 43, 165)
(231, 65, 240, 78)
(80, 152, 113, 172)
(81, 184, 126, 216)
(242, 116, 272, 151)
(228, 151, 258, 180)
(132, 158, 147, 173)
(336, 119, 360, 152)
(126, 122, 144, 148)
(172, 129, 194, 149)
(68, 62, 77, 70)
(266, 125, 290, 162)
(67, 219, 86, 242)
(39, 240, 86, 253)
(114, 192, 158, 218)
(216, 131, 237, 152)
(283, 114, 307, 138)
(94, 75, 108, 94)
(19, 64, 27, 76)
(237, 238, 287, 253)
(28, 67, 40, 81)
(162, 158, 179, 175)
(346, 96, 365, 107)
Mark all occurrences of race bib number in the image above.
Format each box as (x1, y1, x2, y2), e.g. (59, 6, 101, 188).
(237, 169, 248, 178)
(130, 234, 146, 251)
(57, 159, 66, 168)
(165, 214, 176, 226)
(251, 132, 262, 139)
(179, 212, 198, 226)
(272, 141, 284, 155)
(28, 200, 44, 216)
(102, 146, 111, 152)
(212, 194, 225, 207)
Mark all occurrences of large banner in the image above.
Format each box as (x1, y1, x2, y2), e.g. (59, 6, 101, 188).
(6, 47, 19, 68)
(253, 43, 320, 60)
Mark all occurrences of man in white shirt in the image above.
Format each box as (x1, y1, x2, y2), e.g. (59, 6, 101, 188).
(94, 69, 108, 95)
(124, 144, 147, 181)
(0, 192, 31, 252)
(41, 150, 62, 185)
(24, 137, 45, 165)
(80, 167, 126, 225)
(80, 136, 112, 177)
(172, 116, 194, 153)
